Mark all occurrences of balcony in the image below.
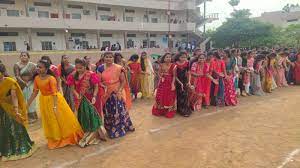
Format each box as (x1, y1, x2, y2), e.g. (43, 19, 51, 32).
(0, 16, 196, 32)
(66, 0, 197, 10)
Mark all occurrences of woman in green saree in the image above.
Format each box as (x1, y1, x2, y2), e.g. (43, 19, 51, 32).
(0, 64, 37, 161)
(13, 52, 37, 123)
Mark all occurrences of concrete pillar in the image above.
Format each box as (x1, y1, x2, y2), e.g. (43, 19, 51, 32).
(147, 32, 150, 48)
(123, 32, 127, 49)
(64, 31, 69, 50)
(27, 28, 32, 51)
(24, 0, 29, 17)
(95, 4, 98, 20)
(96, 30, 101, 49)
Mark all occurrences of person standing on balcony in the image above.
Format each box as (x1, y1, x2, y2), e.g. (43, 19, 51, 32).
(13, 52, 37, 124)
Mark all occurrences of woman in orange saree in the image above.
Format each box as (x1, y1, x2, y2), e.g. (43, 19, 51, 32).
(128, 54, 141, 100)
(97, 52, 135, 139)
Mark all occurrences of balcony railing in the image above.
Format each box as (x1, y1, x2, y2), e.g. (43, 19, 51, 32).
(0, 16, 196, 32)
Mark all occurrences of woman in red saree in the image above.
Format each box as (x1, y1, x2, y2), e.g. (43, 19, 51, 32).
(191, 53, 217, 110)
(128, 54, 141, 100)
(152, 53, 177, 118)
(291, 53, 300, 85)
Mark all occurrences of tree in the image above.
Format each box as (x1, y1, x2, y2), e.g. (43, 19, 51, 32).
(228, 0, 240, 9)
(230, 9, 251, 19)
(211, 9, 278, 48)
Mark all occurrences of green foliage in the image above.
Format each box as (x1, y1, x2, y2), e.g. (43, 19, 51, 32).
(230, 9, 251, 19)
(228, 0, 240, 8)
(209, 1, 300, 48)
(282, 3, 300, 12)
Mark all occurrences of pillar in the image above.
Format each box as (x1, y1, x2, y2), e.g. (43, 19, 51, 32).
(96, 30, 101, 49)
(24, 0, 29, 17)
(124, 32, 128, 49)
(27, 28, 32, 51)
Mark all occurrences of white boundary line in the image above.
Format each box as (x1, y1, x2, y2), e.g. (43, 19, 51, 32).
(277, 148, 300, 168)
(52, 143, 120, 168)
(149, 107, 238, 133)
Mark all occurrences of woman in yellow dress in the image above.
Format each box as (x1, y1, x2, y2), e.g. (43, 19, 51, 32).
(140, 51, 154, 98)
(0, 63, 37, 161)
(27, 59, 83, 149)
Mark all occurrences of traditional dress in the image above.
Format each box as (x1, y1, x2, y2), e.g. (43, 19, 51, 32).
(190, 62, 210, 110)
(140, 58, 154, 98)
(58, 64, 75, 111)
(210, 59, 225, 107)
(0, 77, 37, 161)
(263, 63, 274, 93)
(34, 75, 83, 149)
(251, 60, 265, 96)
(294, 61, 300, 85)
(152, 63, 177, 118)
(224, 57, 238, 106)
(67, 71, 104, 147)
(13, 62, 37, 121)
(128, 62, 141, 98)
(176, 61, 192, 116)
(152, 61, 160, 90)
(98, 64, 135, 139)
(275, 57, 288, 87)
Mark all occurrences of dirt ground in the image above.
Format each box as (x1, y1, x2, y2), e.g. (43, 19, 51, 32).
(1, 86, 300, 168)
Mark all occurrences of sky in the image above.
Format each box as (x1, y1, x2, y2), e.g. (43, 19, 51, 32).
(205, 0, 300, 29)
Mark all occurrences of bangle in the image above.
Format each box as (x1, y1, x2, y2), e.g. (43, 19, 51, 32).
(13, 106, 18, 108)
(53, 106, 57, 109)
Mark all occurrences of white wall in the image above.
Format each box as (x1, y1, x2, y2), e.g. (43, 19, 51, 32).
(31, 30, 65, 51)
(0, 30, 28, 52)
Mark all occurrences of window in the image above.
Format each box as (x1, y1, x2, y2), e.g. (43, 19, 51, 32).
(100, 15, 110, 21)
(0, 32, 18, 36)
(127, 34, 136, 37)
(127, 39, 134, 48)
(67, 4, 83, 9)
(7, 10, 19, 17)
(150, 34, 157, 37)
(38, 11, 49, 18)
(125, 9, 135, 13)
(100, 34, 113, 37)
(125, 17, 134, 22)
(50, 13, 59, 18)
(71, 33, 85, 38)
(0, 0, 15, 4)
(151, 18, 158, 23)
(143, 40, 148, 48)
(3, 42, 16, 51)
(181, 34, 187, 37)
(287, 19, 299, 22)
(72, 13, 81, 19)
(41, 41, 53, 50)
(37, 32, 55, 36)
(102, 41, 110, 47)
(83, 10, 90, 15)
(98, 7, 111, 11)
(150, 41, 156, 48)
(82, 41, 89, 49)
(34, 2, 51, 7)
(149, 11, 156, 15)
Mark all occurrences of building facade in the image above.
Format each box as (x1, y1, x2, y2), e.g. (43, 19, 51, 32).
(254, 7, 300, 27)
(0, 0, 218, 52)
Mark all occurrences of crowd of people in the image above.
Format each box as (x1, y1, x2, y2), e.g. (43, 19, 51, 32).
(0, 47, 299, 161)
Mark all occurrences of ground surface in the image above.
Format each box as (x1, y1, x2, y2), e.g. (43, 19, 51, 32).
(1, 87, 300, 168)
